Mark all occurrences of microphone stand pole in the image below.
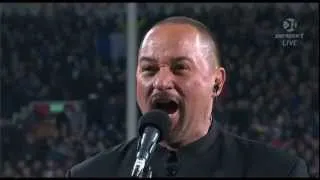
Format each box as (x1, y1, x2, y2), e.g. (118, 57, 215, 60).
(131, 164, 153, 178)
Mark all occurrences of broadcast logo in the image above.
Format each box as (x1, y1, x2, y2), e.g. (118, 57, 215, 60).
(274, 18, 304, 47)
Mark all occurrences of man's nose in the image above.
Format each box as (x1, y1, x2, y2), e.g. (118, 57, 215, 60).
(153, 68, 174, 91)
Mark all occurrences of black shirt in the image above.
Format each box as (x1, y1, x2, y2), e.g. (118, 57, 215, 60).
(66, 121, 309, 177)
(147, 120, 220, 177)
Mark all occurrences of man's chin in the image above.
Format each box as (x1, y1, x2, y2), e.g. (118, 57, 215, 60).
(144, 108, 181, 137)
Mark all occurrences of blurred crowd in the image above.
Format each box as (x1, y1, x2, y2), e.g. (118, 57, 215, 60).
(0, 3, 318, 177)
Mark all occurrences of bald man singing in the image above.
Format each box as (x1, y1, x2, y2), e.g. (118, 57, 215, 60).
(66, 17, 309, 177)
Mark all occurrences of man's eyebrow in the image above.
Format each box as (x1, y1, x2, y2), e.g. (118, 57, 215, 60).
(171, 56, 192, 62)
(138, 56, 193, 64)
(138, 57, 157, 63)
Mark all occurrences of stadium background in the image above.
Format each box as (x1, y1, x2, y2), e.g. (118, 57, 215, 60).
(0, 3, 318, 177)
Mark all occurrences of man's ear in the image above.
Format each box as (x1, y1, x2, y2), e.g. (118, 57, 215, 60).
(212, 67, 226, 97)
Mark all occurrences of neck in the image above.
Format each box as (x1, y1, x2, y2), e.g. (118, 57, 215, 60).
(160, 118, 213, 151)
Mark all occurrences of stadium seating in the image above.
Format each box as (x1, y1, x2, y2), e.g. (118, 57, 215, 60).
(0, 3, 318, 177)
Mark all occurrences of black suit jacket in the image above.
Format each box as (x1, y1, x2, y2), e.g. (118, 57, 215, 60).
(66, 123, 309, 177)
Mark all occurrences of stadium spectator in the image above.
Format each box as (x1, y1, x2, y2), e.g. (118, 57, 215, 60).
(0, 3, 318, 177)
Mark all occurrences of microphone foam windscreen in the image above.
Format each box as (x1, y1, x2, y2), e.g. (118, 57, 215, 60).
(138, 109, 171, 141)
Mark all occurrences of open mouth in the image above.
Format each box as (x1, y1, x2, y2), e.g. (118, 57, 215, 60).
(151, 99, 179, 115)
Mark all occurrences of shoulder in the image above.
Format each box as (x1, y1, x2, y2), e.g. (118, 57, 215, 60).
(221, 131, 309, 177)
(66, 138, 138, 177)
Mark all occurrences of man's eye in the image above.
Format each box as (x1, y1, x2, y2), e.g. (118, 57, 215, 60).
(142, 66, 157, 72)
(172, 63, 188, 71)
(174, 64, 186, 69)
(141, 66, 158, 75)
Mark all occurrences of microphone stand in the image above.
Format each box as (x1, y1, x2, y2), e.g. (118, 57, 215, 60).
(131, 137, 153, 178)
(131, 162, 153, 178)
(142, 165, 153, 178)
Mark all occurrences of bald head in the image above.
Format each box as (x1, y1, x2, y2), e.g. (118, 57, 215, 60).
(136, 17, 226, 148)
(139, 16, 220, 68)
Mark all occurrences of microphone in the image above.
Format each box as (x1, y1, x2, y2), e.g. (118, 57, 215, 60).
(131, 110, 171, 177)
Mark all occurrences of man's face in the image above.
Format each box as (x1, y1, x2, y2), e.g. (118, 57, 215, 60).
(136, 24, 216, 145)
